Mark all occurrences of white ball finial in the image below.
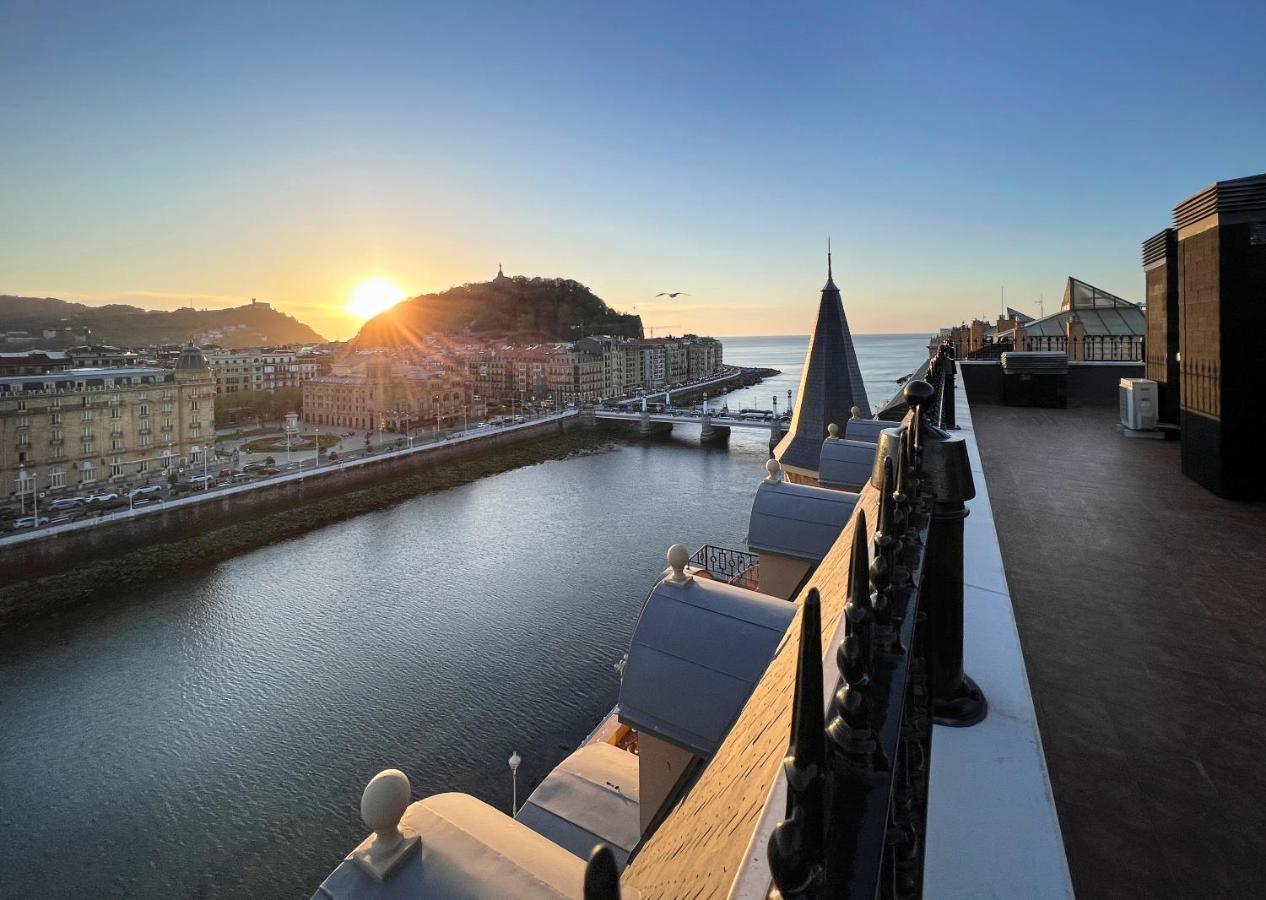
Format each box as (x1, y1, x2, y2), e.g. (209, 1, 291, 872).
(826, 423, 840, 442)
(764, 458, 783, 484)
(353, 769, 420, 880)
(850, 406, 861, 419)
(361, 769, 410, 850)
(665, 544, 692, 586)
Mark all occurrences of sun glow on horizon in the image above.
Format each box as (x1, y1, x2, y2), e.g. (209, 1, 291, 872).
(346, 277, 405, 320)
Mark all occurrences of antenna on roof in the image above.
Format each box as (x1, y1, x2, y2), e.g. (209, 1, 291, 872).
(827, 236, 833, 280)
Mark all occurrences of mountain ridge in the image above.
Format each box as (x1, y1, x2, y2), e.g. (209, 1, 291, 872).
(0, 295, 326, 347)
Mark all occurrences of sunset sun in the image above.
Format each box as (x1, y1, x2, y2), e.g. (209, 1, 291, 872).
(346, 277, 404, 320)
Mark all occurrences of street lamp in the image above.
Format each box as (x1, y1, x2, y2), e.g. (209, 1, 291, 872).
(202, 443, 210, 489)
(17, 465, 28, 515)
(508, 751, 522, 815)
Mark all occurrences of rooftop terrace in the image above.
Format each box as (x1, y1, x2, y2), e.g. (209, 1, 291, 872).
(968, 397, 1266, 895)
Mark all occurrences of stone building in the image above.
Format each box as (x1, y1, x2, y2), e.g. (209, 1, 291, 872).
(0, 344, 215, 500)
(465, 344, 605, 406)
(207, 347, 323, 394)
(302, 355, 467, 431)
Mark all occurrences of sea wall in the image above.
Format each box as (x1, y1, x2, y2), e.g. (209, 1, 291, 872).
(0, 416, 598, 624)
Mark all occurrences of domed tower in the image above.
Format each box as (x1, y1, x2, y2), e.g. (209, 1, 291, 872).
(173, 343, 214, 468)
(774, 248, 870, 484)
(174, 343, 210, 380)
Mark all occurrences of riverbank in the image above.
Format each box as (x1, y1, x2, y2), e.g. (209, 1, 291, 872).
(0, 427, 620, 629)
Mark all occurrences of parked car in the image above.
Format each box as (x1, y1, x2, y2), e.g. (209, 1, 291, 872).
(85, 491, 119, 503)
(188, 474, 214, 487)
(128, 485, 163, 498)
(49, 497, 85, 511)
(12, 516, 49, 529)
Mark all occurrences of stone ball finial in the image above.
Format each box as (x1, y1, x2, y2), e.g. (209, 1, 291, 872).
(353, 768, 420, 881)
(362, 769, 411, 853)
(665, 544, 692, 586)
(850, 406, 861, 419)
(826, 423, 840, 442)
(764, 457, 783, 484)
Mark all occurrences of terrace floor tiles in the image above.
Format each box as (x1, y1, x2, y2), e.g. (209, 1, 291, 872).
(969, 400, 1266, 897)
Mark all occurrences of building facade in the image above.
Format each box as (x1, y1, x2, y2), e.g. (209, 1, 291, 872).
(0, 345, 216, 501)
(207, 347, 324, 394)
(302, 356, 467, 431)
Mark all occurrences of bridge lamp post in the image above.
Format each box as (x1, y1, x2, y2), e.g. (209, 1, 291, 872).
(508, 751, 522, 815)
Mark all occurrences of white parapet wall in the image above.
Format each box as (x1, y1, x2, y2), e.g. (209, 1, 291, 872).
(922, 374, 1073, 898)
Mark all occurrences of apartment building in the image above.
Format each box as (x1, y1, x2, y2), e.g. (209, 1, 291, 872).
(207, 347, 324, 394)
(302, 355, 467, 431)
(0, 345, 216, 499)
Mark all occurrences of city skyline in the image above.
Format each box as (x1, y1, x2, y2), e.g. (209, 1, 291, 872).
(4, 1, 1265, 341)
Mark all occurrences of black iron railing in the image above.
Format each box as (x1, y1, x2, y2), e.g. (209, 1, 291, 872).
(962, 335, 1143, 362)
(689, 544, 760, 591)
(762, 379, 984, 900)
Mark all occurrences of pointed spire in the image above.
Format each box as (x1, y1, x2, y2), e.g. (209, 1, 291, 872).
(774, 242, 872, 477)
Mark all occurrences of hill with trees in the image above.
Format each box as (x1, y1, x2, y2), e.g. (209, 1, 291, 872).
(353, 273, 643, 346)
(0, 296, 326, 347)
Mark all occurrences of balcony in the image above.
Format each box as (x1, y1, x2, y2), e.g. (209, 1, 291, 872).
(688, 544, 760, 591)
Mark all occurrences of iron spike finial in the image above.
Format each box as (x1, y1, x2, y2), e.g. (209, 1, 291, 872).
(767, 589, 827, 897)
(826, 510, 883, 771)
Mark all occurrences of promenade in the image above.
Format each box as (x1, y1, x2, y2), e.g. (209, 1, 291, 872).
(0, 410, 578, 550)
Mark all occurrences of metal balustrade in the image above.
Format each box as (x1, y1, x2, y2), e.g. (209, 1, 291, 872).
(761, 377, 983, 900)
(688, 544, 761, 590)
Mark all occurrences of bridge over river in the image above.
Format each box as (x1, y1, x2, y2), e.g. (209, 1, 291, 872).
(593, 407, 789, 446)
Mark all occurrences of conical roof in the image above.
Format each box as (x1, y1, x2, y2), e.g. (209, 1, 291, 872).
(774, 253, 870, 475)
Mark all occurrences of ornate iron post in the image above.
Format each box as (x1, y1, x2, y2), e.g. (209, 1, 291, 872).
(826, 510, 883, 773)
(768, 588, 827, 898)
(941, 343, 958, 430)
(920, 426, 986, 726)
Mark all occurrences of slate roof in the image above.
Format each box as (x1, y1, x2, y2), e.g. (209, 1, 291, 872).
(775, 255, 870, 472)
(618, 575, 795, 758)
(818, 438, 879, 491)
(747, 478, 860, 561)
(514, 743, 641, 870)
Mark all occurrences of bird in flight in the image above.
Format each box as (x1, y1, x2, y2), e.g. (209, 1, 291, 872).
(655, 292, 689, 298)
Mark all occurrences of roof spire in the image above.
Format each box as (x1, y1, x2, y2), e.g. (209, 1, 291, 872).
(827, 236, 832, 280)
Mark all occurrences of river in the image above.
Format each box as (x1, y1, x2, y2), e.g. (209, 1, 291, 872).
(0, 334, 928, 899)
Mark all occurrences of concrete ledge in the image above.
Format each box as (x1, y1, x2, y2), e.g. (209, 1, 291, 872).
(922, 375, 1072, 899)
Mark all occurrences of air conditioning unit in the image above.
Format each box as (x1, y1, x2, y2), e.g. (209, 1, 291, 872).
(1120, 378, 1158, 431)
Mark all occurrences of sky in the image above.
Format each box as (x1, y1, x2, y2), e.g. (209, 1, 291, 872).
(3, 1, 1265, 341)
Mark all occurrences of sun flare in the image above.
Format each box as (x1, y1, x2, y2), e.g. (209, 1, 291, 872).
(346, 277, 405, 320)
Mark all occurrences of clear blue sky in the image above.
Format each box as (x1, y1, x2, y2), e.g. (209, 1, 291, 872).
(3, 1, 1264, 339)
